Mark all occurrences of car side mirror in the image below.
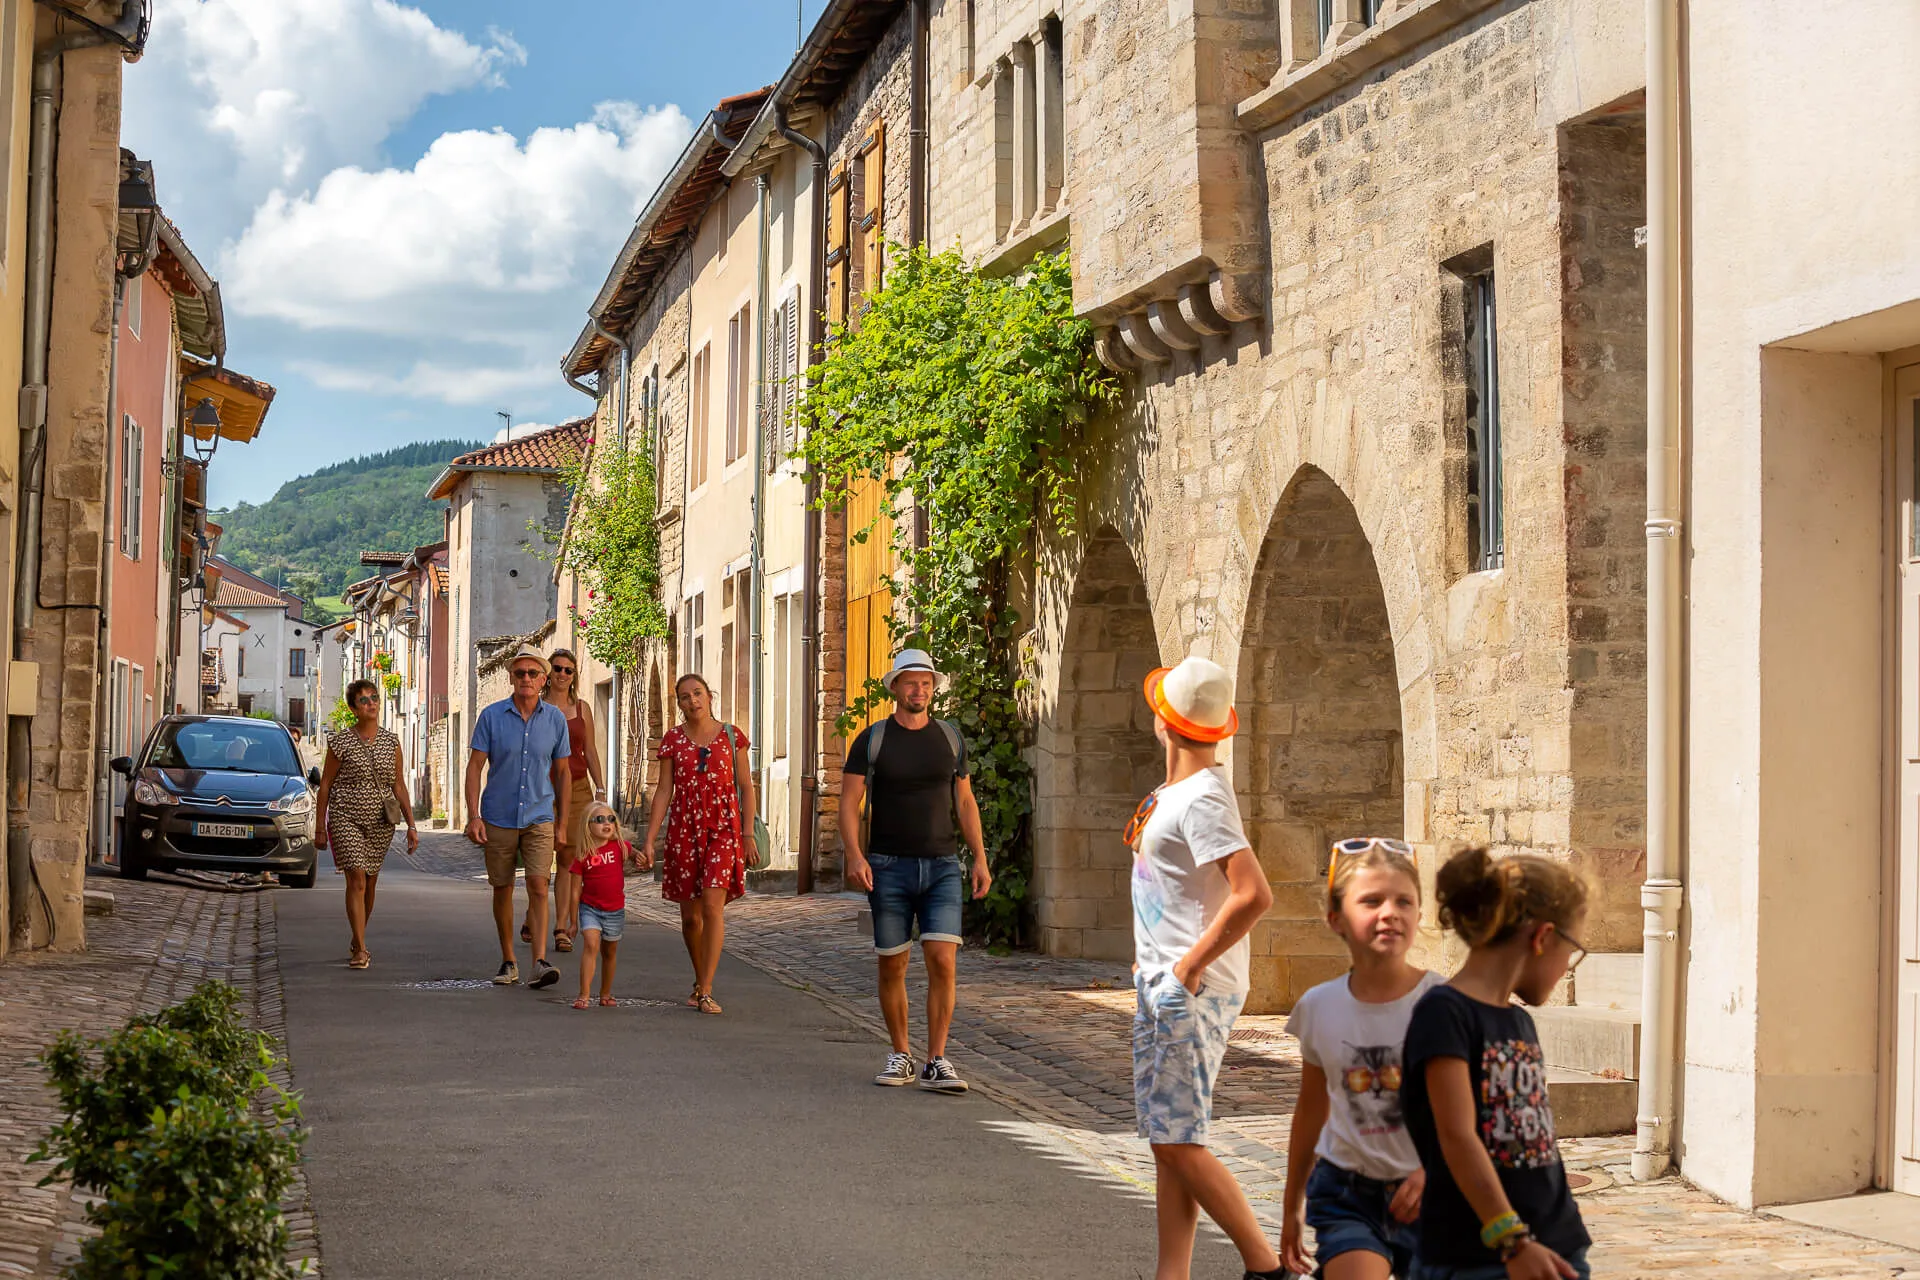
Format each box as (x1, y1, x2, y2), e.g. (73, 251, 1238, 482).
(109, 756, 133, 776)
(308, 767, 322, 787)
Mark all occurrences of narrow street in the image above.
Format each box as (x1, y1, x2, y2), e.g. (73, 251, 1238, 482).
(274, 850, 1229, 1279)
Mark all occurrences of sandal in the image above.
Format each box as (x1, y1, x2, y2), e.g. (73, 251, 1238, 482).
(348, 949, 369, 970)
(571, 996, 591, 1010)
(686, 987, 703, 1008)
(520, 922, 533, 944)
(598, 995, 617, 1008)
(696, 992, 723, 1016)
(555, 930, 573, 953)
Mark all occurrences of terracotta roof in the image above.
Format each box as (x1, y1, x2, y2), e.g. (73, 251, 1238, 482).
(428, 563, 448, 596)
(210, 579, 290, 610)
(359, 551, 410, 566)
(427, 420, 590, 500)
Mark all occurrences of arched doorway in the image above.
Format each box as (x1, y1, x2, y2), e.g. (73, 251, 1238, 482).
(1034, 527, 1161, 960)
(1237, 465, 1405, 1013)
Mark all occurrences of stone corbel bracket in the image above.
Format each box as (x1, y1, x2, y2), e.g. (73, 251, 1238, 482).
(1094, 270, 1264, 374)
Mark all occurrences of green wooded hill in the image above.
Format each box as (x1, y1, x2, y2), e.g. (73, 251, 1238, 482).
(210, 439, 481, 614)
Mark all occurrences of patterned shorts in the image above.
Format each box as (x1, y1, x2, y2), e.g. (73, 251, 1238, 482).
(1132, 968, 1245, 1146)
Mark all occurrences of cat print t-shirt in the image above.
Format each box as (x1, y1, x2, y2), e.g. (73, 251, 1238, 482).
(1400, 984, 1591, 1266)
(1130, 767, 1252, 996)
(1286, 969, 1443, 1181)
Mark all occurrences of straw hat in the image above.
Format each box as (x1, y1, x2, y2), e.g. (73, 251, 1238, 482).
(884, 648, 947, 693)
(508, 643, 549, 673)
(1143, 655, 1238, 743)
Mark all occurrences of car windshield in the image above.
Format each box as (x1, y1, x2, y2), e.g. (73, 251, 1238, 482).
(145, 720, 299, 775)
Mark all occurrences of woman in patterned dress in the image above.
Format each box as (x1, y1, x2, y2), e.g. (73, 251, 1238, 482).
(316, 678, 417, 969)
(642, 673, 756, 1014)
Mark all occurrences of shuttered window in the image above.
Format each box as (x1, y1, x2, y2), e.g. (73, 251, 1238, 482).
(825, 166, 848, 330)
(766, 288, 802, 468)
(858, 121, 885, 310)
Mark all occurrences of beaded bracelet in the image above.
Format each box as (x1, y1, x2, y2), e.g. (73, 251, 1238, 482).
(1495, 1230, 1536, 1263)
(1479, 1211, 1527, 1249)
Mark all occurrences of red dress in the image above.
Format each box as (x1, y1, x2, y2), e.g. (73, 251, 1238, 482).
(657, 724, 749, 904)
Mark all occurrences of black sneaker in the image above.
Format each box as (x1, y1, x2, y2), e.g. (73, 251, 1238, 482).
(874, 1051, 917, 1086)
(528, 959, 560, 989)
(918, 1056, 968, 1093)
(491, 960, 519, 986)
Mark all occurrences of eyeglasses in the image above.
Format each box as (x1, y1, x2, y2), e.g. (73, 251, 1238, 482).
(1553, 925, 1588, 973)
(1327, 836, 1414, 893)
(1124, 791, 1160, 848)
(588, 816, 616, 825)
(1342, 1064, 1403, 1094)
(353, 695, 379, 706)
(551, 665, 574, 675)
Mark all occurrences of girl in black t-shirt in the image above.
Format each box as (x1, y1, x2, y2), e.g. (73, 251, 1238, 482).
(1400, 849, 1592, 1280)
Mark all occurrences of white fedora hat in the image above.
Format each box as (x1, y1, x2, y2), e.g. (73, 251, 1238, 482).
(1143, 654, 1238, 743)
(508, 643, 549, 673)
(884, 648, 947, 692)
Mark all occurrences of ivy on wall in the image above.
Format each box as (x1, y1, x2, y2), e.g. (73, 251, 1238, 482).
(801, 245, 1114, 945)
(551, 430, 669, 673)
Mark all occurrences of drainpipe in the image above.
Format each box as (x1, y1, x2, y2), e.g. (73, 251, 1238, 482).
(909, 0, 931, 551)
(777, 108, 826, 895)
(750, 172, 770, 827)
(1633, 0, 1686, 1184)
(10, 23, 124, 947)
(590, 319, 629, 815)
(90, 273, 124, 867)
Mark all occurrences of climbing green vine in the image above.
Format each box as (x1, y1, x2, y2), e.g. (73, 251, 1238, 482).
(801, 245, 1114, 945)
(552, 430, 669, 672)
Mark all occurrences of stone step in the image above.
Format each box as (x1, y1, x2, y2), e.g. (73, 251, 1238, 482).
(1571, 952, 1642, 1014)
(1549, 1067, 1636, 1137)
(82, 887, 114, 916)
(1534, 1005, 1640, 1080)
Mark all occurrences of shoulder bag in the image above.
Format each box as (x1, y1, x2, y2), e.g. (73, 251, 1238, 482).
(726, 724, 771, 871)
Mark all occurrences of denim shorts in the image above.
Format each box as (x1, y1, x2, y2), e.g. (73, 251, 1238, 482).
(576, 903, 625, 942)
(867, 854, 965, 955)
(1410, 1248, 1590, 1280)
(1132, 968, 1245, 1146)
(1305, 1160, 1418, 1274)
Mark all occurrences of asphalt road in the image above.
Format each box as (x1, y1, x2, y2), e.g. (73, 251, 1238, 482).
(275, 856, 1240, 1279)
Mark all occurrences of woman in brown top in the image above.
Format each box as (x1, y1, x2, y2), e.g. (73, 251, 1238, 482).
(542, 648, 604, 952)
(317, 678, 416, 969)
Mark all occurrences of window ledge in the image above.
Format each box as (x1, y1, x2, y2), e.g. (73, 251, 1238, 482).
(655, 503, 682, 528)
(982, 208, 1070, 278)
(1237, 0, 1505, 132)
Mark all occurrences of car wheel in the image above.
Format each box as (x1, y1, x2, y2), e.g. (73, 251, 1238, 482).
(284, 862, 317, 889)
(116, 839, 148, 881)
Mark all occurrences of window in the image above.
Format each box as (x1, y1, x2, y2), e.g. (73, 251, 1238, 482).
(683, 591, 705, 677)
(992, 24, 1063, 242)
(726, 302, 753, 465)
(719, 621, 734, 724)
(690, 344, 712, 489)
(1456, 262, 1503, 572)
(109, 660, 130, 759)
(118, 414, 143, 559)
(766, 290, 801, 467)
(1318, 0, 1382, 42)
(288, 697, 306, 730)
(827, 119, 886, 332)
(288, 648, 306, 678)
(771, 593, 791, 758)
(237, 645, 245, 679)
(237, 693, 254, 715)
(125, 269, 142, 338)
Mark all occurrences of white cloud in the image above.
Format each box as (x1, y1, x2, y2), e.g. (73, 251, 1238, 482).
(289, 357, 556, 407)
(126, 0, 523, 206)
(225, 101, 692, 356)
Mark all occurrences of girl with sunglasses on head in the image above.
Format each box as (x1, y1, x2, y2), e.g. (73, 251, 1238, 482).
(539, 648, 605, 955)
(564, 802, 651, 1009)
(641, 673, 757, 1015)
(1399, 848, 1591, 1280)
(1280, 838, 1438, 1280)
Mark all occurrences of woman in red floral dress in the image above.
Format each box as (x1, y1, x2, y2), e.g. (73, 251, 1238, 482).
(642, 674, 757, 1015)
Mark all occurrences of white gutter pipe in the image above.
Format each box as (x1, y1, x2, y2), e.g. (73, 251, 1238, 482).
(749, 172, 770, 809)
(590, 319, 629, 815)
(1633, 0, 1686, 1183)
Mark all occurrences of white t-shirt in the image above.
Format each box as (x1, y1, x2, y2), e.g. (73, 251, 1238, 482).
(1130, 767, 1253, 996)
(1285, 969, 1443, 1181)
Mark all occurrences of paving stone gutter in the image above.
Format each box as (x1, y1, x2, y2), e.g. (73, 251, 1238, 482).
(0, 876, 321, 1277)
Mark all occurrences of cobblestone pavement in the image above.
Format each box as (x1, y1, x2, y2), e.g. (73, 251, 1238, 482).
(0, 874, 320, 1277)
(406, 833, 1920, 1278)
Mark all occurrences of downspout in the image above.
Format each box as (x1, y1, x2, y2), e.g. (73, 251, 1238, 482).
(908, 0, 931, 551)
(91, 274, 124, 867)
(1633, 0, 1686, 1183)
(750, 172, 770, 830)
(10, 24, 119, 947)
(590, 319, 629, 814)
(777, 108, 826, 895)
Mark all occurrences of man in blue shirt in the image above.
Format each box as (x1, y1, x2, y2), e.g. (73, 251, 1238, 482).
(465, 644, 573, 989)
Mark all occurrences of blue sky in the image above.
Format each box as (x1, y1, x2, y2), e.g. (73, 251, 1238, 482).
(123, 0, 822, 509)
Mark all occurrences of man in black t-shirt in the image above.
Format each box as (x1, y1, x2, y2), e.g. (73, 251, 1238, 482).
(840, 649, 991, 1093)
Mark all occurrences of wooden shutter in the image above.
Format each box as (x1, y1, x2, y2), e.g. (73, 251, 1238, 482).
(861, 120, 886, 304)
(782, 291, 801, 457)
(131, 422, 143, 560)
(843, 472, 894, 733)
(825, 166, 849, 329)
(764, 302, 786, 468)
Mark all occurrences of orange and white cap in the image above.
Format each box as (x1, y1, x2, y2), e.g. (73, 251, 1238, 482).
(1143, 655, 1238, 743)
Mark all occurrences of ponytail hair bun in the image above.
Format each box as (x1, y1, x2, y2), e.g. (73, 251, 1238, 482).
(1435, 846, 1588, 948)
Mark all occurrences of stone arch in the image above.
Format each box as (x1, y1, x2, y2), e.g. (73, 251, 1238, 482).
(1033, 526, 1162, 960)
(1236, 465, 1406, 1013)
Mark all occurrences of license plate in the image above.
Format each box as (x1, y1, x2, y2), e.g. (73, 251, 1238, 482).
(195, 822, 252, 839)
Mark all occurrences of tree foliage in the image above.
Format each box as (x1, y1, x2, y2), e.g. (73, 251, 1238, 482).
(549, 430, 669, 673)
(801, 245, 1113, 944)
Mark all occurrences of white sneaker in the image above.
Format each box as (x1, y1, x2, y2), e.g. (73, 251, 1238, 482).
(491, 960, 519, 985)
(918, 1056, 968, 1093)
(874, 1051, 917, 1086)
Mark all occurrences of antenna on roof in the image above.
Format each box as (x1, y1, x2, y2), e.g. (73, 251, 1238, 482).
(797, 0, 802, 49)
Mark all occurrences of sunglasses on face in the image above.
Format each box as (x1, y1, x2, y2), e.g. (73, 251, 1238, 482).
(353, 696, 379, 706)
(512, 669, 544, 680)
(551, 665, 574, 675)
(589, 816, 616, 825)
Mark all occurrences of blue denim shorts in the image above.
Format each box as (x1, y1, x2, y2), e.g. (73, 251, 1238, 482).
(867, 854, 965, 955)
(576, 903, 625, 942)
(1305, 1160, 1418, 1274)
(1410, 1248, 1590, 1280)
(1132, 968, 1245, 1146)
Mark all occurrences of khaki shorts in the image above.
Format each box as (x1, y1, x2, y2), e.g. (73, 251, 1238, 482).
(482, 822, 556, 887)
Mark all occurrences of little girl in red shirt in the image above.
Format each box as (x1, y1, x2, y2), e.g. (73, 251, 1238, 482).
(566, 803, 650, 1010)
